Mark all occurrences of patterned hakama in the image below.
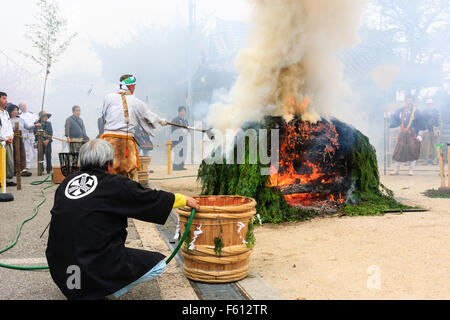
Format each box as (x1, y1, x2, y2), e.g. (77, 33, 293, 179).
(392, 131, 421, 163)
(100, 133, 140, 181)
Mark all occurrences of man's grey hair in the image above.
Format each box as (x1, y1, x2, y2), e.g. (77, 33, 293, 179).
(79, 139, 114, 170)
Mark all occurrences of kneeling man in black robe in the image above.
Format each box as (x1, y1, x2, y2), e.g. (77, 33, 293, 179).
(46, 139, 199, 300)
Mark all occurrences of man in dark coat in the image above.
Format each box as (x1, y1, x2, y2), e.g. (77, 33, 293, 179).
(46, 139, 199, 300)
(65, 105, 89, 153)
(389, 94, 426, 175)
(135, 124, 153, 157)
(171, 106, 189, 170)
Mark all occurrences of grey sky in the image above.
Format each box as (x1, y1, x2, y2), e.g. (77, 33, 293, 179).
(1, 0, 251, 79)
(0, 0, 251, 146)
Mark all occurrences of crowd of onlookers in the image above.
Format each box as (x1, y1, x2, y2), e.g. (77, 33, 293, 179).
(1, 92, 40, 187)
(1, 89, 192, 190)
(0, 91, 90, 188)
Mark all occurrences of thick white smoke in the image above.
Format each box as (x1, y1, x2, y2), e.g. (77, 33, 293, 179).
(207, 0, 366, 131)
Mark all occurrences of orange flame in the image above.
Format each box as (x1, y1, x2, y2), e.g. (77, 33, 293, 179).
(286, 96, 311, 115)
(268, 99, 343, 208)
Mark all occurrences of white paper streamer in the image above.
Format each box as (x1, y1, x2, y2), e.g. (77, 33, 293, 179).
(188, 225, 203, 251)
(237, 222, 247, 245)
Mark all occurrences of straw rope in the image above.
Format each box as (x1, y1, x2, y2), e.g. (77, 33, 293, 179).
(182, 249, 251, 265)
(179, 220, 253, 227)
(183, 264, 249, 282)
(177, 195, 257, 217)
(178, 210, 256, 220)
(181, 244, 251, 257)
(14, 132, 169, 148)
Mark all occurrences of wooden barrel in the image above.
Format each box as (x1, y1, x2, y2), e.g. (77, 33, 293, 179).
(52, 166, 65, 184)
(140, 156, 151, 172)
(177, 195, 257, 283)
(138, 171, 149, 187)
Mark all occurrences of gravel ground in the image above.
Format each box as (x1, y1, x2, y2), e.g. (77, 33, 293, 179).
(250, 166, 450, 300)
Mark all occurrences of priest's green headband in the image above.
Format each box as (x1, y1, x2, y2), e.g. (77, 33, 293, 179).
(120, 76, 136, 86)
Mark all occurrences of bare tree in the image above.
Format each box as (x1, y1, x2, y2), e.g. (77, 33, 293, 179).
(22, 0, 77, 112)
(345, 0, 450, 95)
(376, 0, 450, 65)
(21, 0, 76, 176)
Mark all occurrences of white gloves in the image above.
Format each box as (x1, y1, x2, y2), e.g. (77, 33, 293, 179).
(158, 118, 168, 126)
(417, 135, 422, 142)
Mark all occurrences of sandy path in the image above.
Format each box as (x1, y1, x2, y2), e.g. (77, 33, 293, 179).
(251, 167, 450, 299)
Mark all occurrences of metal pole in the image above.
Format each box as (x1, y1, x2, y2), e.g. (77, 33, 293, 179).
(384, 117, 387, 175)
(38, 62, 50, 176)
(383, 90, 387, 175)
(447, 143, 450, 188)
(167, 140, 172, 175)
(1, 142, 6, 194)
(14, 123, 21, 190)
(187, 0, 196, 124)
(41, 70, 49, 113)
(41, 55, 51, 113)
(0, 141, 14, 202)
(437, 144, 445, 188)
(37, 129, 43, 176)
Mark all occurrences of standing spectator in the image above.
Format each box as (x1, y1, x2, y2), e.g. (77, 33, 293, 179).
(389, 94, 426, 176)
(34, 110, 53, 174)
(171, 106, 189, 171)
(18, 103, 38, 174)
(0, 92, 16, 187)
(97, 116, 104, 138)
(8, 104, 35, 176)
(135, 125, 153, 157)
(421, 98, 441, 165)
(65, 105, 89, 153)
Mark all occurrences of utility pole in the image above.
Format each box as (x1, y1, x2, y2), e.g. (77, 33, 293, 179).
(38, 59, 51, 176)
(187, 0, 196, 124)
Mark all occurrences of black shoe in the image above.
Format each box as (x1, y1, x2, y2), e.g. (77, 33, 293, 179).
(21, 170, 32, 177)
(6, 181, 17, 187)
